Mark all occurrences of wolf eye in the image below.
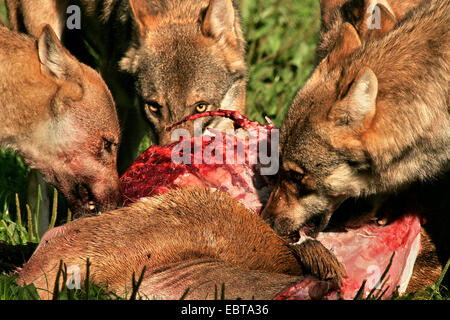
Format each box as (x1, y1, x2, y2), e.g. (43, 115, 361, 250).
(145, 101, 162, 114)
(288, 170, 305, 183)
(102, 138, 113, 154)
(195, 102, 210, 113)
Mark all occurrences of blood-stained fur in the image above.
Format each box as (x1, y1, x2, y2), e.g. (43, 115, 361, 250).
(0, 25, 120, 217)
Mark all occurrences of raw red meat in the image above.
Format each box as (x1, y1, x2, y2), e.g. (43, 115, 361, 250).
(120, 111, 421, 300)
(317, 214, 421, 299)
(120, 110, 277, 214)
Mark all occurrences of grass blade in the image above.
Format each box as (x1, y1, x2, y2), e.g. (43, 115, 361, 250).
(180, 287, 191, 300)
(52, 260, 64, 300)
(62, 263, 68, 299)
(221, 283, 226, 300)
(367, 252, 395, 299)
(26, 204, 33, 243)
(49, 188, 58, 229)
(130, 266, 146, 300)
(34, 185, 41, 242)
(84, 258, 91, 300)
(376, 283, 391, 300)
(1, 219, 16, 245)
(15, 193, 23, 234)
(353, 280, 367, 300)
(435, 258, 450, 289)
(372, 275, 391, 300)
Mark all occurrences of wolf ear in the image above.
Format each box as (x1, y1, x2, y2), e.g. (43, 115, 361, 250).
(38, 25, 83, 110)
(129, 0, 159, 35)
(362, 3, 396, 40)
(319, 0, 345, 28)
(201, 0, 236, 40)
(329, 67, 378, 128)
(38, 25, 76, 80)
(340, 0, 396, 39)
(328, 22, 361, 65)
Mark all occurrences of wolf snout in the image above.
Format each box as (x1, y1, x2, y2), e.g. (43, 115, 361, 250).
(90, 181, 121, 213)
(261, 201, 301, 236)
(267, 215, 302, 237)
(263, 206, 330, 238)
(262, 188, 303, 236)
(71, 180, 120, 218)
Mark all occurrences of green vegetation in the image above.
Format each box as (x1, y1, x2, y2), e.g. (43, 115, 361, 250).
(0, 259, 148, 300)
(0, 149, 30, 225)
(240, 0, 320, 126)
(0, 0, 448, 300)
(0, 1, 7, 26)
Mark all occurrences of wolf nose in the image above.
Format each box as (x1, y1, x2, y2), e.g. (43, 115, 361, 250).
(271, 217, 299, 236)
(93, 185, 121, 213)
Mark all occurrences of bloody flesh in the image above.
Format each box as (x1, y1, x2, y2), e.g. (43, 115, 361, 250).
(120, 111, 421, 300)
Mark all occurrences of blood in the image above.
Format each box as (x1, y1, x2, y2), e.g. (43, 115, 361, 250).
(120, 111, 421, 300)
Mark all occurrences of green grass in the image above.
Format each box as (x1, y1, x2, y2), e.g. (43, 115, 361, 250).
(0, 1, 7, 27)
(240, 0, 320, 126)
(0, 259, 147, 300)
(0, 149, 30, 223)
(0, 274, 40, 300)
(0, 0, 448, 300)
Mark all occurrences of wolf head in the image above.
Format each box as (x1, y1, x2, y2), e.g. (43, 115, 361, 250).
(120, 0, 247, 145)
(261, 0, 410, 237)
(33, 25, 121, 217)
(261, 22, 384, 236)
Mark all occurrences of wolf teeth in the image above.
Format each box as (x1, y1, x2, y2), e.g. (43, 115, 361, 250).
(88, 201, 96, 212)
